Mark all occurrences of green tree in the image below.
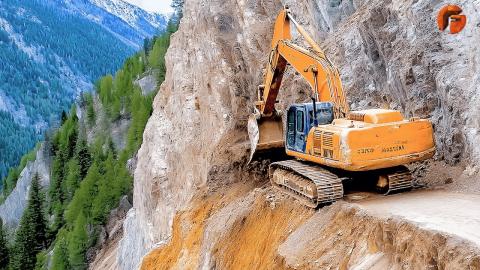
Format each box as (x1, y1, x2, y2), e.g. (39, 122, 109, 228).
(65, 164, 100, 225)
(10, 174, 47, 270)
(85, 93, 95, 126)
(74, 139, 91, 179)
(148, 36, 168, 73)
(143, 38, 151, 57)
(127, 89, 153, 153)
(64, 159, 81, 202)
(68, 212, 88, 270)
(29, 175, 48, 250)
(0, 217, 9, 270)
(49, 156, 65, 213)
(34, 251, 47, 270)
(48, 110, 80, 233)
(61, 111, 67, 125)
(51, 234, 70, 270)
(50, 201, 65, 237)
(97, 75, 113, 108)
(91, 153, 116, 224)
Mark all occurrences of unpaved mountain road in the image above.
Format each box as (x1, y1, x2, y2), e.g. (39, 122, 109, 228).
(352, 190, 480, 247)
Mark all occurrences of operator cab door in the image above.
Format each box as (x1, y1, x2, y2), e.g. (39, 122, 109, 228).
(286, 106, 307, 153)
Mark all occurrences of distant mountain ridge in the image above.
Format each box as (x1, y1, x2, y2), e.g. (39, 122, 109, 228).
(0, 0, 166, 179)
(62, 0, 167, 48)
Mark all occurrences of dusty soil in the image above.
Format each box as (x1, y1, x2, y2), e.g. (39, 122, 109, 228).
(280, 202, 480, 270)
(357, 190, 480, 246)
(139, 182, 261, 270)
(212, 197, 313, 270)
(137, 169, 480, 270)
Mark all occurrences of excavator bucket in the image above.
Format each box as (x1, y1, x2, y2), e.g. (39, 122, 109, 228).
(248, 113, 284, 162)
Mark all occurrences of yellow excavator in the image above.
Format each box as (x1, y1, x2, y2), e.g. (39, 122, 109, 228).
(248, 7, 436, 208)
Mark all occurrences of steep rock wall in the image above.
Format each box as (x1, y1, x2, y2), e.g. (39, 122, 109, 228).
(118, 0, 480, 268)
(0, 144, 51, 228)
(316, 0, 480, 163)
(118, 1, 286, 268)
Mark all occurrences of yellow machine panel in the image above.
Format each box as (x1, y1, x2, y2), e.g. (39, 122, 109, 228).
(288, 110, 435, 171)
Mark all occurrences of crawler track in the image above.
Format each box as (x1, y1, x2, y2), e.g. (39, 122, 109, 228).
(269, 160, 344, 208)
(381, 166, 413, 195)
(269, 161, 414, 208)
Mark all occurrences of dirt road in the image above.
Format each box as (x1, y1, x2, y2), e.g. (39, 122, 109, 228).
(355, 190, 480, 247)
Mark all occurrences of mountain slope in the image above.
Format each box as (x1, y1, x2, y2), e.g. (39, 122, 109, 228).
(62, 0, 167, 48)
(90, 0, 166, 38)
(0, 25, 175, 269)
(0, 0, 166, 180)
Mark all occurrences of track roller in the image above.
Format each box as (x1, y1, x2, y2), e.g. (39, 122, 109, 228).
(269, 160, 344, 208)
(376, 166, 413, 195)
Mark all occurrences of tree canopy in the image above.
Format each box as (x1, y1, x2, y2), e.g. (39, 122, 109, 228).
(0, 7, 181, 269)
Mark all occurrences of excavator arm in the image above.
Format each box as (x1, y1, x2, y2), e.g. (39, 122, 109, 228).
(256, 8, 349, 118)
(248, 8, 349, 160)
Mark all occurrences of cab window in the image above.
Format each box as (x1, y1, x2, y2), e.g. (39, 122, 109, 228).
(296, 111, 304, 132)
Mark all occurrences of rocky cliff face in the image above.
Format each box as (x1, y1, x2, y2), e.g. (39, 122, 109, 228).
(118, 1, 285, 267)
(117, 0, 480, 269)
(314, 0, 480, 163)
(0, 144, 51, 228)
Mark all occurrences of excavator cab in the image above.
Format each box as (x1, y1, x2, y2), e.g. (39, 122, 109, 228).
(286, 102, 334, 153)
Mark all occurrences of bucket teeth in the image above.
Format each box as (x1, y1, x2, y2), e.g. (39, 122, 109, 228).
(269, 160, 344, 208)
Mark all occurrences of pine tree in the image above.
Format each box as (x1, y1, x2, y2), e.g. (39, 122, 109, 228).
(65, 163, 99, 224)
(143, 38, 150, 57)
(92, 153, 116, 224)
(0, 217, 9, 270)
(60, 111, 67, 125)
(85, 94, 95, 126)
(1, 178, 6, 196)
(51, 234, 70, 270)
(97, 75, 113, 108)
(34, 251, 47, 270)
(10, 174, 47, 270)
(68, 212, 88, 270)
(74, 139, 91, 180)
(30, 174, 48, 250)
(49, 151, 66, 214)
(65, 159, 81, 202)
(49, 201, 65, 238)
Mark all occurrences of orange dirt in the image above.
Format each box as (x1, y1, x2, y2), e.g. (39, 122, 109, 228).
(140, 182, 256, 270)
(213, 197, 314, 270)
(140, 198, 214, 270)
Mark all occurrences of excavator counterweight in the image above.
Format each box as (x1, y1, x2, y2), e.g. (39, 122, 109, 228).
(249, 8, 436, 208)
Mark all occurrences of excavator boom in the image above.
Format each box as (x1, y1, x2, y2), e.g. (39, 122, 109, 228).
(249, 8, 348, 159)
(256, 8, 348, 117)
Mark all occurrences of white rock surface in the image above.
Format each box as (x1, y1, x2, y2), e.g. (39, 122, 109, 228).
(0, 144, 51, 228)
(117, 0, 480, 269)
